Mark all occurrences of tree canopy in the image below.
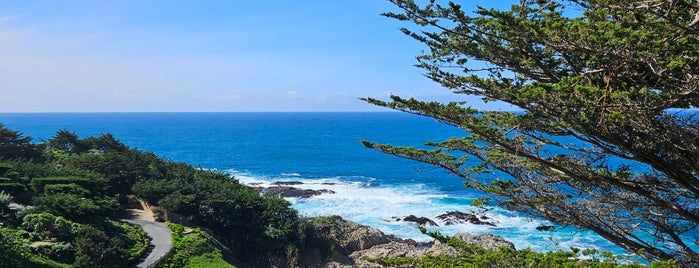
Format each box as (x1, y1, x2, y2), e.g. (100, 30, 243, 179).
(364, 0, 698, 265)
(0, 127, 306, 267)
(0, 123, 41, 160)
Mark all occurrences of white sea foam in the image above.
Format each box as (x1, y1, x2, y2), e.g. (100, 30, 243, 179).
(227, 169, 621, 253)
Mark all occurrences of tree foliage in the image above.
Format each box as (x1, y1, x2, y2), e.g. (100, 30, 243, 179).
(0, 123, 41, 160)
(364, 0, 699, 265)
(137, 170, 300, 261)
(47, 130, 88, 154)
(47, 130, 128, 155)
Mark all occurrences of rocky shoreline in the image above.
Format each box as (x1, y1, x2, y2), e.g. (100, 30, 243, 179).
(306, 215, 515, 268)
(254, 180, 498, 227)
(252, 181, 515, 267)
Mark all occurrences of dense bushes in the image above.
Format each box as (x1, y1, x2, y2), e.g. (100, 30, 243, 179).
(22, 213, 80, 241)
(34, 193, 120, 222)
(16, 211, 148, 267)
(30, 176, 106, 193)
(0, 227, 31, 267)
(0, 125, 306, 266)
(133, 165, 304, 262)
(121, 222, 150, 263)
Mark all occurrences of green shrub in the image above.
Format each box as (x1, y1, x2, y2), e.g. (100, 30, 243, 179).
(30, 176, 106, 193)
(73, 223, 136, 268)
(262, 196, 300, 241)
(30, 242, 75, 264)
(186, 252, 235, 268)
(0, 162, 13, 174)
(43, 183, 91, 196)
(158, 222, 234, 268)
(0, 227, 28, 267)
(132, 179, 183, 204)
(22, 212, 80, 241)
(0, 182, 27, 195)
(121, 222, 150, 262)
(73, 224, 108, 267)
(0, 190, 11, 206)
(33, 193, 119, 221)
(0, 226, 70, 268)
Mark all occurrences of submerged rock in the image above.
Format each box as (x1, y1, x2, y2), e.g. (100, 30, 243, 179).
(392, 215, 439, 227)
(272, 181, 304, 186)
(261, 186, 335, 199)
(536, 225, 556, 232)
(436, 211, 496, 226)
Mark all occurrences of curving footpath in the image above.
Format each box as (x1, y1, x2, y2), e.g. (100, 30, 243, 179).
(122, 219, 173, 268)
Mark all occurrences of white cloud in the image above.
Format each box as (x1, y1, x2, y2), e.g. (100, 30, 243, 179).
(193, 93, 241, 102)
(109, 93, 158, 101)
(0, 15, 23, 24)
(285, 91, 298, 99)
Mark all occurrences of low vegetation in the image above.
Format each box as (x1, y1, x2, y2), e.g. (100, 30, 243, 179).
(369, 229, 678, 268)
(157, 223, 235, 268)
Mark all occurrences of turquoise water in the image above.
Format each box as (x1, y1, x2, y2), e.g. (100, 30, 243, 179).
(0, 112, 624, 254)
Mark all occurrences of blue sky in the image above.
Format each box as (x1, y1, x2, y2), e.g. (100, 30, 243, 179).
(0, 1, 515, 112)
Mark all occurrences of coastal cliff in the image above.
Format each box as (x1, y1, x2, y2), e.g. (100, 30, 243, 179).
(288, 215, 515, 268)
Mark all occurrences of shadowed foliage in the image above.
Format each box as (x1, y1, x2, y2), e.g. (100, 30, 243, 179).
(364, 0, 698, 265)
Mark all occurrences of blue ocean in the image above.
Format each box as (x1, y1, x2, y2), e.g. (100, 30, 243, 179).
(0, 112, 624, 254)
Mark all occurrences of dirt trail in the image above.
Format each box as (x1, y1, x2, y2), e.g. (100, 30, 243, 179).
(123, 200, 155, 221)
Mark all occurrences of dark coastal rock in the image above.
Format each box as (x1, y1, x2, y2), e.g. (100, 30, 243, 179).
(536, 225, 556, 232)
(436, 211, 496, 226)
(261, 186, 335, 199)
(272, 181, 304, 186)
(394, 215, 439, 227)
